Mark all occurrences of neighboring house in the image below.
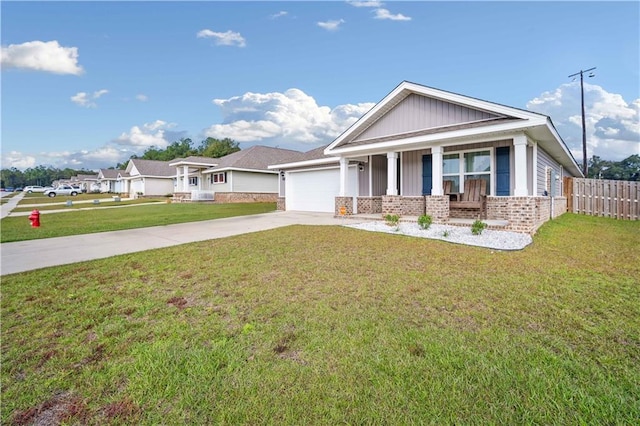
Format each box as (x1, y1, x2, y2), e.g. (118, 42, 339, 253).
(271, 81, 583, 233)
(124, 158, 176, 196)
(170, 146, 304, 202)
(97, 169, 122, 193)
(71, 174, 99, 192)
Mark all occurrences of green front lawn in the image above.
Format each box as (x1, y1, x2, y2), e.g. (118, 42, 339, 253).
(1, 214, 639, 424)
(0, 202, 276, 243)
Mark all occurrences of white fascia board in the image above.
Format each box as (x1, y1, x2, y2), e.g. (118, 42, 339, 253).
(202, 167, 277, 175)
(328, 119, 547, 156)
(544, 119, 584, 177)
(325, 81, 549, 156)
(268, 157, 340, 170)
(168, 160, 219, 167)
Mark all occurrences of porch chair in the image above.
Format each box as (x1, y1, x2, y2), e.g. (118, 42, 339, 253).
(449, 178, 487, 219)
(443, 180, 457, 201)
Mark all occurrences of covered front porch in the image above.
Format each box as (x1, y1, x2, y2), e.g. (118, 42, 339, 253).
(332, 134, 567, 234)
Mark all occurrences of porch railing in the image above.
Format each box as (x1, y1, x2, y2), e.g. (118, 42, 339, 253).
(191, 190, 215, 201)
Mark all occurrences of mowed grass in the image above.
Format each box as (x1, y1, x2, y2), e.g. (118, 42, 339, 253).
(1, 214, 639, 425)
(11, 197, 165, 213)
(0, 202, 276, 243)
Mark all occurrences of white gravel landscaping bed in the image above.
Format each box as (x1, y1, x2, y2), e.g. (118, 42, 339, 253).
(343, 221, 533, 251)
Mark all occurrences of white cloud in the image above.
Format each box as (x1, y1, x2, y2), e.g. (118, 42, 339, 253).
(373, 8, 412, 21)
(114, 120, 176, 148)
(348, 1, 383, 7)
(197, 29, 246, 47)
(527, 83, 640, 161)
(71, 89, 108, 108)
(0, 40, 83, 75)
(317, 19, 346, 31)
(1, 151, 36, 169)
(136, 94, 148, 102)
(205, 88, 375, 146)
(270, 11, 288, 19)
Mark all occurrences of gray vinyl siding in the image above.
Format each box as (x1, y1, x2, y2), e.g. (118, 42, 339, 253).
(354, 94, 498, 142)
(232, 171, 278, 193)
(402, 149, 431, 196)
(371, 155, 387, 196)
(537, 148, 562, 196)
(359, 161, 370, 195)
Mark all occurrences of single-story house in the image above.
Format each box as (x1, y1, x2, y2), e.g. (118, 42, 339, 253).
(271, 81, 583, 233)
(97, 169, 122, 193)
(123, 158, 176, 196)
(169, 145, 304, 202)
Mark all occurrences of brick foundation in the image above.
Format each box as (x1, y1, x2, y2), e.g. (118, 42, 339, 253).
(381, 195, 402, 215)
(214, 192, 278, 203)
(425, 196, 449, 222)
(401, 196, 425, 216)
(277, 196, 285, 211)
(357, 196, 382, 214)
(335, 196, 353, 216)
(484, 196, 567, 234)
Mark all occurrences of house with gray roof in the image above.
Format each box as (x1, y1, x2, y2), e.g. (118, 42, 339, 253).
(124, 158, 177, 196)
(97, 168, 123, 193)
(269, 81, 583, 233)
(169, 146, 304, 202)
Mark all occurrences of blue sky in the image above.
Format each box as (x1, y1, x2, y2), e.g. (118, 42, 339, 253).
(2, 1, 639, 171)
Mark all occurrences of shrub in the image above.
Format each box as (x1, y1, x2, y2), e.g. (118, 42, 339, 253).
(384, 214, 400, 230)
(417, 214, 432, 230)
(471, 220, 487, 235)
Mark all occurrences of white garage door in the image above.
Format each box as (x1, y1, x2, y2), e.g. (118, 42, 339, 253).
(286, 166, 358, 213)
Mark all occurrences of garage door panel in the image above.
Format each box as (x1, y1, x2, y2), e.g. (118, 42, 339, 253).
(286, 167, 357, 213)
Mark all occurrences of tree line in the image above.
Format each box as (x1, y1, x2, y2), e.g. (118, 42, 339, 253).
(1, 138, 240, 189)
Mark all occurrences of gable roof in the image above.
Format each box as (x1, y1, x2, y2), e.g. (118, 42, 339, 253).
(168, 156, 220, 167)
(325, 81, 582, 176)
(268, 144, 340, 170)
(204, 145, 305, 173)
(98, 169, 121, 179)
(126, 159, 175, 177)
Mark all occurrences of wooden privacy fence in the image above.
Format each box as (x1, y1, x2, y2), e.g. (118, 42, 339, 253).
(564, 177, 639, 220)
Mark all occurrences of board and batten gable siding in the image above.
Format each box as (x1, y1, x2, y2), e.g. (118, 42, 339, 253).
(352, 94, 499, 142)
(232, 171, 278, 193)
(537, 147, 562, 196)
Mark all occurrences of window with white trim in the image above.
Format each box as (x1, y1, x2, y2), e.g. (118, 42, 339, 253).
(443, 149, 492, 194)
(210, 172, 226, 184)
(189, 176, 198, 186)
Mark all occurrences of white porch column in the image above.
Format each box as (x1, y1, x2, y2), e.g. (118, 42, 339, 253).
(431, 146, 444, 196)
(513, 134, 529, 196)
(339, 157, 349, 196)
(182, 166, 189, 192)
(386, 152, 398, 195)
(175, 167, 180, 192)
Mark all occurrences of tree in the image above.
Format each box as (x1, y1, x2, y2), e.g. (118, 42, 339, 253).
(587, 154, 639, 181)
(198, 137, 240, 158)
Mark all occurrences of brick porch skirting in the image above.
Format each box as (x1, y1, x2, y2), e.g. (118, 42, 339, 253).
(357, 196, 382, 214)
(335, 196, 353, 216)
(214, 192, 278, 203)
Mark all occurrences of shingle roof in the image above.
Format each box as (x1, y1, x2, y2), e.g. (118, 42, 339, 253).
(128, 159, 176, 177)
(208, 146, 305, 172)
(169, 156, 220, 166)
(99, 169, 121, 179)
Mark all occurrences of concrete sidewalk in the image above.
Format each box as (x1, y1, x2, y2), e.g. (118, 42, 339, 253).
(0, 211, 348, 276)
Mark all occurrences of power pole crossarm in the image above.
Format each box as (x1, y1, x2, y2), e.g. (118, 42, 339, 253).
(568, 67, 596, 177)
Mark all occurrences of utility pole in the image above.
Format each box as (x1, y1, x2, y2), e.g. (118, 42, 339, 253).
(568, 67, 596, 177)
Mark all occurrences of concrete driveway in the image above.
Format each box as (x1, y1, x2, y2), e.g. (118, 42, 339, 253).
(0, 211, 348, 276)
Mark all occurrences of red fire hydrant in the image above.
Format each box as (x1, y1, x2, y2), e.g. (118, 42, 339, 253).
(29, 209, 40, 228)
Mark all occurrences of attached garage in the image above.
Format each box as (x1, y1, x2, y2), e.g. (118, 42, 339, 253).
(285, 166, 358, 213)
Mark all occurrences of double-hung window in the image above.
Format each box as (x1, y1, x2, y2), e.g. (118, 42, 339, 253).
(210, 172, 226, 184)
(189, 176, 198, 186)
(443, 149, 491, 194)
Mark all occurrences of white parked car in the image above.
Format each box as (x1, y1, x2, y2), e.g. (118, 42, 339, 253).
(44, 185, 80, 197)
(23, 185, 48, 193)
